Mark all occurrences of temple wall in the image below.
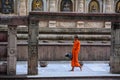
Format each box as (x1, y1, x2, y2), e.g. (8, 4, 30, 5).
(14, 0, 119, 28)
(0, 0, 118, 61)
(0, 0, 119, 28)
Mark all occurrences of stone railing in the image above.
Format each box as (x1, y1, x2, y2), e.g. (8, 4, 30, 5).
(0, 27, 111, 61)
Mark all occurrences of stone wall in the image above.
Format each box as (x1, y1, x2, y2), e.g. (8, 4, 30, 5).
(15, 0, 118, 28)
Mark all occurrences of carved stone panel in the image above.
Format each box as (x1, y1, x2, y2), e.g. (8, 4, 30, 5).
(84, 22, 104, 28)
(49, 21, 56, 27)
(7, 25, 17, 75)
(105, 0, 112, 13)
(110, 22, 120, 73)
(1, 0, 14, 14)
(77, 0, 84, 12)
(77, 21, 84, 28)
(28, 20, 39, 75)
(49, 0, 56, 12)
(19, 0, 27, 15)
(57, 21, 75, 28)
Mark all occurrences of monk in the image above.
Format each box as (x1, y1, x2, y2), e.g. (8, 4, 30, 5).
(70, 35, 82, 71)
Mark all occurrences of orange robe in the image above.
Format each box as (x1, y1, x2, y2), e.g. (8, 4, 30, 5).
(71, 39, 81, 67)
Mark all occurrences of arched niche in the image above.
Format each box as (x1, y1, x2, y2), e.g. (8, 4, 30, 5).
(115, 0, 120, 13)
(32, 0, 43, 11)
(88, 0, 100, 13)
(60, 0, 73, 12)
(0, 0, 14, 14)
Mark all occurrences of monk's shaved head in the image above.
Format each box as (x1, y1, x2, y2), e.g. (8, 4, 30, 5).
(74, 35, 78, 38)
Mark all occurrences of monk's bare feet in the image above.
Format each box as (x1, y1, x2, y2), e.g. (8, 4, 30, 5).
(80, 66, 82, 71)
(69, 69, 74, 71)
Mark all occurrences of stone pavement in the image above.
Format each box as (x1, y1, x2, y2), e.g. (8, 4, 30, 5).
(16, 61, 120, 77)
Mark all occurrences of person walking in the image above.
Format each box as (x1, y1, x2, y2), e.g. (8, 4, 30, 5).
(70, 35, 82, 71)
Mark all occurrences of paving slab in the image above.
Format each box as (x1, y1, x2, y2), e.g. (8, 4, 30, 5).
(14, 61, 120, 77)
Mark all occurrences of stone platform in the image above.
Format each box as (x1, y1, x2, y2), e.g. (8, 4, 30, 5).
(0, 61, 120, 80)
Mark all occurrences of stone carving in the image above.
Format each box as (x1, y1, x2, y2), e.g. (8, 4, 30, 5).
(58, 21, 75, 28)
(39, 21, 48, 27)
(60, 0, 72, 12)
(49, 0, 56, 12)
(77, 21, 84, 28)
(32, 0, 43, 11)
(85, 22, 104, 28)
(19, 0, 27, 15)
(1, 0, 14, 14)
(89, 0, 99, 13)
(10, 49, 15, 54)
(9, 27, 16, 35)
(78, 0, 84, 12)
(116, 1, 120, 13)
(49, 21, 56, 27)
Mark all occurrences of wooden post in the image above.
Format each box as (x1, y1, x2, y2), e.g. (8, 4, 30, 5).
(110, 22, 120, 73)
(7, 25, 17, 75)
(28, 19, 39, 75)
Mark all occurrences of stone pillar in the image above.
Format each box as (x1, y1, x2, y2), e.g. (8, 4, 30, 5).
(49, 0, 57, 27)
(105, 0, 112, 13)
(19, 0, 27, 16)
(77, 0, 84, 12)
(110, 22, 120, 73)
(28, 19, 39, 75)
(7, 25, 17, 75)
(76, 0, 84, 28)
(49, 0, 56, 12)
(105, 0, 112, 28)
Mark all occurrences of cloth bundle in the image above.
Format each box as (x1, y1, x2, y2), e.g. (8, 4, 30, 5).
(65, 52, 72, 60)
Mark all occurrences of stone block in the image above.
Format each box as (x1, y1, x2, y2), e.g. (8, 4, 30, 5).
(0, 62, 7, 74)
(110, 56, 120, 73)
(105, 22, 111, 28)
(49, 21, 56, 28)
(77, 21, 84, 28)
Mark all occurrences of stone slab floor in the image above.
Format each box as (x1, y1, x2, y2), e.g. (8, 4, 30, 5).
(13, 61, 120, 77)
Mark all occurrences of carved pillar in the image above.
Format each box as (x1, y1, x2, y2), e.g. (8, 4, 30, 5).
(105, 0, 112, 28)
(110, 22, 120, 73)
(7, 25, 17, 75)
(76, 0, 84, 28)
(105, 0, 112, 13)
(77, 0, 84, 12)
(49, 0, 56, 12)
(49, 0, 57, 27)
(28, 19, 39, 75)
(19, 0, 27, 16)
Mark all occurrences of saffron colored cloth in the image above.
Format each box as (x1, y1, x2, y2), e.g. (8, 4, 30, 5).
(71, 39, 81, 67)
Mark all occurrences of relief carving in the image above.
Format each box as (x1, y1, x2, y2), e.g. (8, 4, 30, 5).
(89, 0, 100, 13)
(78, 0, 84, 12)
(58, 21, 75, 28)
(32, 0, 43, 11)
(49, 0, 56, 12)
(116, 1, 120, 13)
